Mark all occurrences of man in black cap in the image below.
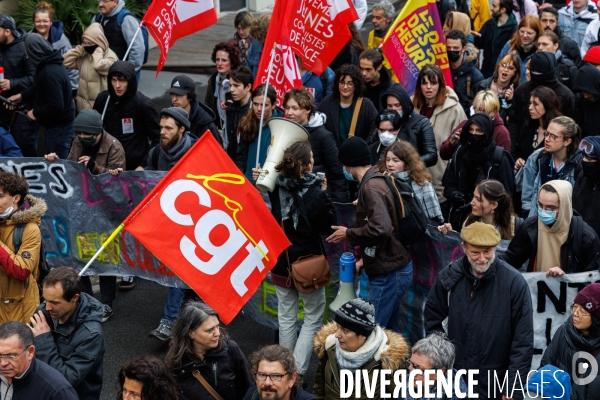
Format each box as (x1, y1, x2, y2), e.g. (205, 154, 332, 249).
(0, 15, 36, 157)
(326, 137, 413, 333)
(167, 74, 222, 145)
(507, 51, 575, 150)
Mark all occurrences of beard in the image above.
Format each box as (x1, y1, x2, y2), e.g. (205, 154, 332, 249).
(258, 386, 281, 400)
(468, 253, 495, 275)
(161, 134, 181, 150)
(492, 10, 503, 18)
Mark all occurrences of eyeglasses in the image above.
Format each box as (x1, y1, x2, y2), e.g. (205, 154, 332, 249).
(256, 372, 288, 382)
(543, 131, 563, 141)
(0, 347, 27, 360)
(338, 81, 355, 88)
(500, 63, 516, 71)
(571, 303, 592, 318)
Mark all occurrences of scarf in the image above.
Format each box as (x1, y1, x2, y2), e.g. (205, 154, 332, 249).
(277, 173, 320, 232)
(333, 326, 387, 370)
(537, 180, 573, 272)
(214, 73, 228, 124)
(157, 134, 193, 171)
(564, 316, 600, 353)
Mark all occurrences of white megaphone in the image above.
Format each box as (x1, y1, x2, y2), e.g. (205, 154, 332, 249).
(329, 252, 357, 312)
(255, 118, 309, 193)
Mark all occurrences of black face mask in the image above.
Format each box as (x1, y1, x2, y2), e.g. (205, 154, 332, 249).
(468, 134, 488, 152)
(582, 160, 600, 178)
(84, 44, 99, 55)
(448, 50, 461, 63)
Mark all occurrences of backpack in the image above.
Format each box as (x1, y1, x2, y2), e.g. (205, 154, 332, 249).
(358, 172, 428, 246)
(95, 10, 149, 64)
(12, 224, 50, 292)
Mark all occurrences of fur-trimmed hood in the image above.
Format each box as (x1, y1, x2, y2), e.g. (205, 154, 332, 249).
(4, 195, 47, 226)
(313, 321, 410, 371)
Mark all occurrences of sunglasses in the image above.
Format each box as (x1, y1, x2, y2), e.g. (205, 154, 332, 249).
(379, 113, 399, 123)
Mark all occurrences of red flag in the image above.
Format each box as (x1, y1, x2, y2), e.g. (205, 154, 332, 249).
(123, 133, 291, 324)
(143, 0, 218, 75)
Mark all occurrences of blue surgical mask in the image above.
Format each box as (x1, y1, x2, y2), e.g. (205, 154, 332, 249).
(538, 208, 557, 226)
(343, 167, 355, 181)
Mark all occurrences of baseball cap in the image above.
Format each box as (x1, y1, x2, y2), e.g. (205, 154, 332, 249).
(167, 75, 195, 95)
(0, 15, 20, 38)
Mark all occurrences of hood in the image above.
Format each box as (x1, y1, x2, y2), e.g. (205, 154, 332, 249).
(440, 87, 461, 112)
(24, 32, 54, 68)
(108, 60, 137, 102)
(451, 11, 471, 37)
(108, 0, 126, 17)
(313, 321, 410, 371)
(371, 67, 392, 90)
(530, 51, 559, 90)
(538, 180, 573, 235)
(559, 1, 597, 19)
(498, 13, 517, 28)
(4, 195, 47, 226)
(306, 111, 326, 128)
(466, 43, 479, 64)
(524, 365, 571, 399)
(189, 100, 217, 125)
(453, 53, 476, 75)
(74, 292, 104, 325)
(381, 85, 414, 124)
(48, 20, 64, 44)
(82, 22, 109, 52)
(492, 113, 505, 128)
(460, 113, 495, 146)
(574, 64, 600, 96)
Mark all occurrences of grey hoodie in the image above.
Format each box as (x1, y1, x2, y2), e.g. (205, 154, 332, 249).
(24, 33, 53, 68)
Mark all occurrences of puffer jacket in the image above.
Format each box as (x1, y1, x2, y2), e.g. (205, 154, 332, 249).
(414, 87, 467, 201)
(317, 94, 378, 147)
(93, 61, 160, 170)
(558, 1, 598, 47)
(346, 166, 412, 276)
(382, 85, 438, 167)
(0, 195, 46, 324)
(67, 131, 126, 174)
(34, 292, 106, 400)
(63, 22, 118, 111)
(174, 339, 253, 400)
(313, 321, 410, 400)
(573, 64, 600, 139)
(0, 28, 35, 106)
(305, 112, 349, 202)
(425, 256, 533, 399)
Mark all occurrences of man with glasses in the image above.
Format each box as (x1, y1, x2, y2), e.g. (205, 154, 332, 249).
(426, 222, 533, 399)
(243, 345, 314, 400)
(0, 321, 77, 399)
(502, 180, 600, 274)
(539, 8, 581, 65)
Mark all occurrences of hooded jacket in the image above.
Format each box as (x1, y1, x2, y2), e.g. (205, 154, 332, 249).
(67, 131, 126, 174)
(10, 357, 78, 400)
(188, 99, 222, 144)
(312, 321, 410, 400)
(0, 195, 46, 324)
(363, 67, 396, 111)
(425, 256, 533, 399)
(21, 34, 75, 128)
(93, 61, 160, 170)
(502, 181, 600, 272)
(555, 50, 578, 89)
(382, 85, 438, 167)
(63, 23, 118, 111)
(304, 112, 350, 202)
(34, 292, 106, 400)
(573, 159, 600, 237)
(558, 0, 598, 47)
(413, 87, 468, 201)
(573, 64, 600, 139)
(0, 29, 35, 108)
(451, 52, 484, 115)
(317, 94, 378, 148)
(476, 14, 518, 78)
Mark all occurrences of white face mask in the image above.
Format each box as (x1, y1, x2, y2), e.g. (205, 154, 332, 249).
(0, 199, 15, 219)
(378, 131, 397, 147)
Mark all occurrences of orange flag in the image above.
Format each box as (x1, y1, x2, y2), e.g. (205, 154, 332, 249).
(123, 133, 290, 324)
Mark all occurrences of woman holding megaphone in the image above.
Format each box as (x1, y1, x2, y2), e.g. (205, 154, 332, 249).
(252, 141, 336, 383)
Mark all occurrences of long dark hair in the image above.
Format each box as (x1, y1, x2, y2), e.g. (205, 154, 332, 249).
(238, 84, 277, 142)
(275, 141, 312, 179)
(527, 86, 562, 130)
(348, 23, 365, 54)
(413, 64, 448, 109)
(464, 179, 515, 240)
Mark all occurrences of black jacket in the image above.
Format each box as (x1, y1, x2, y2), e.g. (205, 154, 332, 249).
(475, 15, 518, 78)
(93, 61, 160, 170)
(425, 256, 534, 399)
(317, 94, 378, 147)
(189, 99, 222, 145)
(573, 170, 600, 237)
(512, 120, 544, 162)
(451, 54, 484, 116)
(540, 319, 600, 400)
(175, 339, 253, 400)
(225, 99, 251, 160)
(243, 385, 316, 400)
(364, 68, 396, 111)
(0, 29, 35, 107)
(555, 26, 582, 66)
(205, 72, 225, 129)
(21, 50, 75, 128)
(573, 64, 600, 138)
(555, 52, 578, 90)
(500, 215, 600, 273)
(13, 357, 78, 400)
(381, 85, 438, 167)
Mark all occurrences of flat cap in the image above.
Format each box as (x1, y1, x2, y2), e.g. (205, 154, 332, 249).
(460, 222, 501, 247)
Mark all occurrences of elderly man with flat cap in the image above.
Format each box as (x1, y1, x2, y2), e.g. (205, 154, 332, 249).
(425, 222, 533, 400)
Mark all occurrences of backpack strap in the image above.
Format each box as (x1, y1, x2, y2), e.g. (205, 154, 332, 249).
(12, 224, 25, 254)
(490, 146, 504, 178)
(116, 9, 134, 27)
(348, 97, 363, 138)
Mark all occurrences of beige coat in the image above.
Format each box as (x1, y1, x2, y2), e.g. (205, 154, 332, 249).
(414, 87, 467, 202)
(63, 23, 117, 112)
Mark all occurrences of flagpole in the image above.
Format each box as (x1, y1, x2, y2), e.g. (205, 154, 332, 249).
(255, 43, 278, 169)
(78, 224, 124, 277)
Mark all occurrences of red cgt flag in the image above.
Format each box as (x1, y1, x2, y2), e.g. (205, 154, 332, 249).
(142, 0, 218, 75)
(123, 133, 291, 324)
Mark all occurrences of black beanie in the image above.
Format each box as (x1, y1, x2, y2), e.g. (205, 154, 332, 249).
(160, 107, 191, 130)
(338, 137, 372, 167)
(334, 298, 377, 337)
(530, 52, 556, 78)
(74, 109, 103, 134)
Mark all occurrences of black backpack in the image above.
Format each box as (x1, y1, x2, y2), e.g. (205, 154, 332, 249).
(358, 172, 428, 246)
(13, 224, 50, 292)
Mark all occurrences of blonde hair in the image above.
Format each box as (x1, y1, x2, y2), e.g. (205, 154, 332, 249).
(473, 90, 500, 115)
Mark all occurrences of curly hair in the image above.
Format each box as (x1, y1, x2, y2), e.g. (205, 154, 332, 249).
(275, 141, 312, 179)
(249, 345, 298, 389)
(464, 179, 515, 240)
(377, 141, 432, 186)
(0, 170, 29, 207)
(33, 1, 54, 21)
(251, 14, 271, 42)
(332, 64, 365, 99)
(283, 88, 315, 113)
(116, 357, 179, 400)
(211, 42, 242, 71)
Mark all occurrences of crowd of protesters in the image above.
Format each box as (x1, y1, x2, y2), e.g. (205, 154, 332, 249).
(0, 0, 598, 399)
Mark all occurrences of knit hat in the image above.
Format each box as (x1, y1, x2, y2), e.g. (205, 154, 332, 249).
(574, 283, 600, 319)
(334, 298, 377, 337)
(584, 46, 600, 65)
(160, 107, 191, 130)
(461, 222, 501, 247)
(167, 75, 195, 95)
(530, 52, 557, 84)
(0, 15, 20, 38)
(580, 136, 600, 160)
(74, 109, 104, 135)
(338, 137, 372, 167)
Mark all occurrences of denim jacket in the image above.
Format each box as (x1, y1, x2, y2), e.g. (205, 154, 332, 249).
(245, 40, 263, 78)
(558, 2, 598, 47)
